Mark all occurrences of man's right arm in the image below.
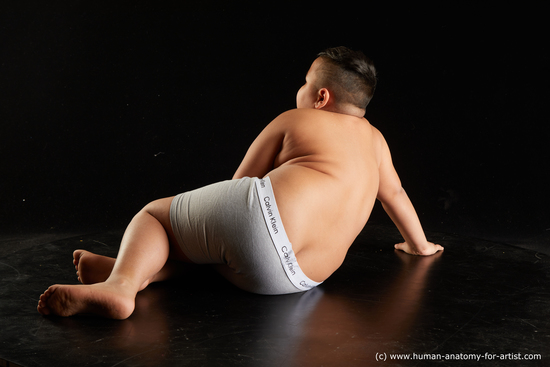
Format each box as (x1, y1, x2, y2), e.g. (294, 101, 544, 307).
(233, 113, 287, 180)
(375, 131, 443, 256)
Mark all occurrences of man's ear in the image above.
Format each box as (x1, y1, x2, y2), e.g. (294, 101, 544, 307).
(314, 88, 331, 109)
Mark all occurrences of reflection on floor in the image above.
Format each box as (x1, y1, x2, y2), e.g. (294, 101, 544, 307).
(1, 225, 548, 366)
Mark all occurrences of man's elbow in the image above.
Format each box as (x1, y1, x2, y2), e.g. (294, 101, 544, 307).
(377, 186, 406, 205)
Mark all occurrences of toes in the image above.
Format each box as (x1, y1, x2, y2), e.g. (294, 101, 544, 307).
(37, 291, 51, 315)
(39, 306, 51, 315)
(37, 300, 50, 315)
(39, 288, 52, 302)
(73, 250, 85, 267)
(42, 286, 57, 299)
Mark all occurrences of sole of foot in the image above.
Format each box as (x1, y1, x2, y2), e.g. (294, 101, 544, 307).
(37, 283, 135, 320)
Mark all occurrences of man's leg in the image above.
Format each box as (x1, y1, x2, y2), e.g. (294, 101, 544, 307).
(37, 197, 185, 319)
(74, 252, 192, 291)
(74, 197, 194, 289)
(106, 196, 190, 290)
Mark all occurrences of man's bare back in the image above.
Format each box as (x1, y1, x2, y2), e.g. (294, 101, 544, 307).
(234, 53, 442, 282)
(234, 109, 381, 281)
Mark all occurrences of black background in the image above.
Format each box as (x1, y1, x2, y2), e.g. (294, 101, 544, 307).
(1, 3, 548, 247)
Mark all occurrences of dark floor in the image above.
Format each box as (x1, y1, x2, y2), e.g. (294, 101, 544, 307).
(1, 225, 548, 367)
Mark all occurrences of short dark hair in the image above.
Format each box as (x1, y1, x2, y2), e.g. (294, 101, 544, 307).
(316, 46, 377, 110)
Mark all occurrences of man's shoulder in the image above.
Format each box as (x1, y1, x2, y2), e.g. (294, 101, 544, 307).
(274, 109, 341, 126)
(268, 109, 318, 132)
(274, 109, 378, 134)
(275, 108, 319, 120)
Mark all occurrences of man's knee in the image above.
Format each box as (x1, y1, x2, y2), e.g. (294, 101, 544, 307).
(142, 197, 174, 218)
(143, 197, 190, 262)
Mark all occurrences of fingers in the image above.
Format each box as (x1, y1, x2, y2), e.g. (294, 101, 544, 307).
(394, 242, 444, 256)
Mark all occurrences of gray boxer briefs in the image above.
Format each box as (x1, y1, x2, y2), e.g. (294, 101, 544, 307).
(169, 176, 322, 295)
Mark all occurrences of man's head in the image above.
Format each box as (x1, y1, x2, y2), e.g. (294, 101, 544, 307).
(296, 46, 377, 117)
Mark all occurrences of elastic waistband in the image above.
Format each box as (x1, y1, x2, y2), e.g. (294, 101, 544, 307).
(255, 177, 322, 291)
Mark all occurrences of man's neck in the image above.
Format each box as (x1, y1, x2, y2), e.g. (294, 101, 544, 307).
(323, 104, 365, 118)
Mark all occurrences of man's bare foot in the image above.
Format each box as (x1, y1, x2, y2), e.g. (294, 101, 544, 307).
(37, 283, 135, 319)
(73, 250, 115, 285)
(74, 250, 152, 291)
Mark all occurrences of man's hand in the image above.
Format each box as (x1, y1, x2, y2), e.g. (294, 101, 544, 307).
(394, 241, 444, 256)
